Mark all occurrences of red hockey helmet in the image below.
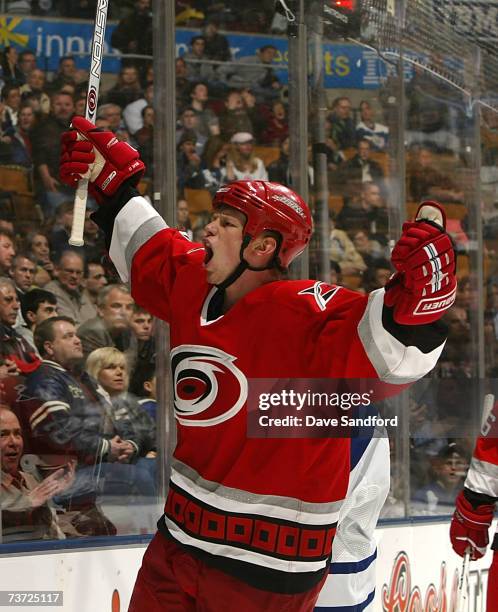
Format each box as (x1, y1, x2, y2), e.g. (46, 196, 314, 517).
(212, 180, 313, 268)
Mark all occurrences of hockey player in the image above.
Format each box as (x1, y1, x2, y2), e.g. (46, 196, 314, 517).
(450, 398, 498, 609)
(60, 117, 456, 612)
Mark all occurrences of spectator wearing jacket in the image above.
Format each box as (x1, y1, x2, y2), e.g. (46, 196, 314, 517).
(0, 277, 40, 376)
(45, 251, 97, 326)
(77, 284, 135, 361)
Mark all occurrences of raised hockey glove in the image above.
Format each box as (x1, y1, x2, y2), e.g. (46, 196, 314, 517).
(60, 116, 145, 205)
(384, 201, 456, 325)
(450, 490, 494, 560)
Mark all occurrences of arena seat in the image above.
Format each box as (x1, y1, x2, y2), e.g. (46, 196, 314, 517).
(184, 188, 213, 214)
(253, 146, 280, 168)
(0, 165, 42, 223)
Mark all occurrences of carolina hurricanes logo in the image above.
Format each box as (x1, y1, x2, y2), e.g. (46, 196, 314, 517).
(171, 345, 248, 426)
(298, 282, 340, 311)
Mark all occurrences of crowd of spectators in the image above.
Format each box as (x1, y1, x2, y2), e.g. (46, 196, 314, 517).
(0, 0, 496, 541)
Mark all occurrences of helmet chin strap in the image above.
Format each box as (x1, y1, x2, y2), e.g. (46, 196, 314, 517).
(215, 235, 281, 291)
(207, 235, 281, 321)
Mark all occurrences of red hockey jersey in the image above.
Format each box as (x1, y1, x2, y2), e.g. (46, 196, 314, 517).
(103, 193, 447, 595)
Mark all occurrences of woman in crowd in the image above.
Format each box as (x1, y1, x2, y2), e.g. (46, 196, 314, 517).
(225, 131, 268, 181)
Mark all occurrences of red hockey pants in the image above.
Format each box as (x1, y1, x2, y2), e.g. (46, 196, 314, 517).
(128, 532, 327, 612)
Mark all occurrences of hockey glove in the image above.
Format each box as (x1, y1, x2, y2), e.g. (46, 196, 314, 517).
(384, 201, 456, 325)
(450, 490, 494, 560)
(60, 116, 145, 205)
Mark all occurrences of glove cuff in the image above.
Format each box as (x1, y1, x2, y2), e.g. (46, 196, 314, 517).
(456, 490, 494, 526)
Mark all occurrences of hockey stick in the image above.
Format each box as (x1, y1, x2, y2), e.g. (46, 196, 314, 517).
(456, 549, 470, 612)
(68, 0, 109, 246)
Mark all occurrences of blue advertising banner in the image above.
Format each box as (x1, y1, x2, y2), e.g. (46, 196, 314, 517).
(0, 15, 404, 89)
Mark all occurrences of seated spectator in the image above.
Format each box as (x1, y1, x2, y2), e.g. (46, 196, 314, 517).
(31, 91, 75, 217)
(355, 100, 389, 151)
(1, 83, 21, 142)
(260, 100, 288, 146)
(26, 231, 55, 287)
(129, 304, 155, 382)
(10, 252, 36, 325)
(328, 96, 357, 151)
(240, 87, 267, 141)
(0, 228, 16, 277)
(412, 443, 468, 514)
(17, 288, 58, 354)
(176, 198, 193, 240)
(407, 145, 464, 203)
(135, 105, 154, 172)
(17, 50, 36, 84)
(219, 45, 282, 104)
(218, 89, 253, 142)
(48, 56, 77, 94)
(329, 219, 366, 276)
(176, 106, 207, 157)
(77, 284, 134, 361)
(337, 139, 385, 203)
(176, 130, 206, 191)
(84, 260, 108, 309)
(23, 316, 127, 536)
(129, 361, 157, 420)
(7, 103, 36, 167)
(188, 82, 219, 137)
(336, 181, 388, 233)
(202, 139, 229, 194)
(20, 68, 50, 115)
(123, 82, 153, 136)
(45, 251, 97, 326)
(0, 406, 77, 542)
(226, 132, 268, 181)
(202, 19, 231, 62)
(351, 229, 388, 268)
(0, 277, 40, 375)
(182, 35, 217, 84)
(437, 306, 472, 377)
(49, 201, 74, 260)
(105, 65, 144, 109)
(267, 135, 290, 185)
(86, 347, 156, 459)
(1, 47, 23, 85)
(95, 103, 125, 134)
(175, 57, 190, 108)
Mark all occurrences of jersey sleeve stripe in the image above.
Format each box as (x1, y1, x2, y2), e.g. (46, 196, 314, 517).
(109, 195, 167, 281)
(357, 288, 445, 384)
(465, 458, 498, 497)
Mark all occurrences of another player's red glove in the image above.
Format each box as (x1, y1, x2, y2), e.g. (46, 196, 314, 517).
(384, 201, 456, 325)
(450, 490, 494, 560)
(59, 116, 145, 204)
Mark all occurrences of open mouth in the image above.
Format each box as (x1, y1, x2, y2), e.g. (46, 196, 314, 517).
(204, 245, 214, 265)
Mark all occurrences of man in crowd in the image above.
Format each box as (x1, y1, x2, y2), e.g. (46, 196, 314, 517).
(1, 406, 76, 542)
(22, 316, 133, 536)
(45, 251, 96, 326)
(10, 252, 36, 327)
(0, 228, 16, 277)
(31, 90, 75, 216)
(77, 284, 134, 360)
(60, 116, 456, 610)
(17, 288, 58, 354)
(84, 260, 108, 309)
(0, 277, 40, 376)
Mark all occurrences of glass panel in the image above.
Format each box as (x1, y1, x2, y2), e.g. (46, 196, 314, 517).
(0, 1, 159, 544)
